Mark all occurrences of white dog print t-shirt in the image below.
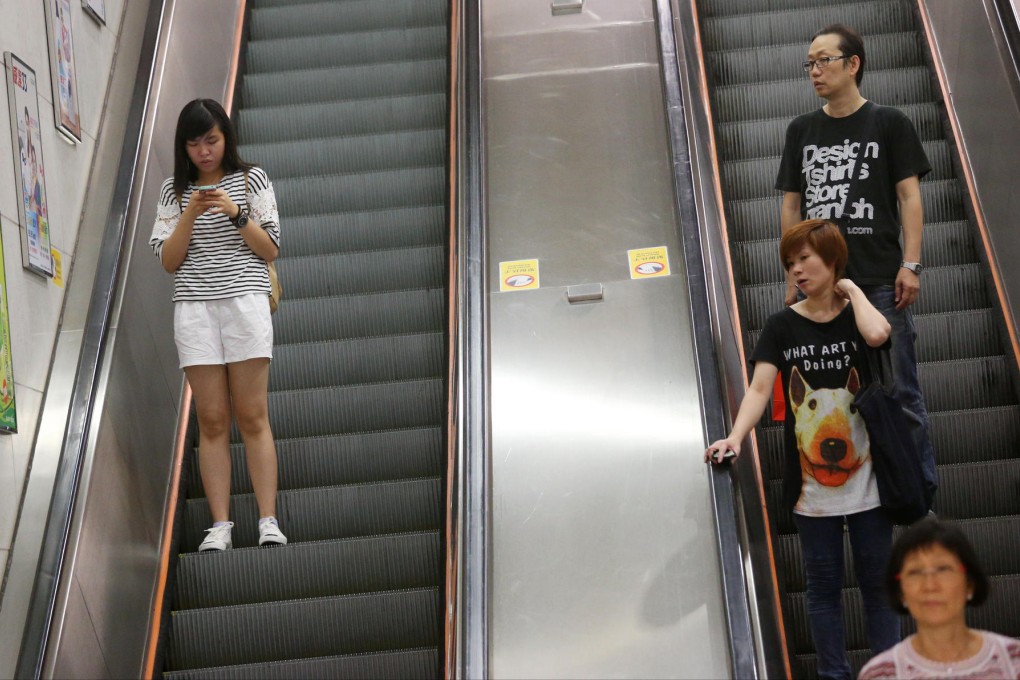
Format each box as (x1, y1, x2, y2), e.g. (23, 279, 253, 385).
(752, 305, 881, 517)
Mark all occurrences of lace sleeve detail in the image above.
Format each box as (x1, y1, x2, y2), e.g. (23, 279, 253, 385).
(150, 188, 181, 258)
(249, 181, 280, 247)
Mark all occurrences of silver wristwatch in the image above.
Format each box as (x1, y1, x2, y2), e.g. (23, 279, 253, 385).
(900, 261, 923, 274)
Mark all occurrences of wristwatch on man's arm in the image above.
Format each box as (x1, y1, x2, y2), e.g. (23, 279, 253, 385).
(900, 261, 923, 275)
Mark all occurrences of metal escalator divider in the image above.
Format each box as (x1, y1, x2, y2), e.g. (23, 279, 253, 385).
(693, 0, 1020, 676)
(163, 0, 450, 676)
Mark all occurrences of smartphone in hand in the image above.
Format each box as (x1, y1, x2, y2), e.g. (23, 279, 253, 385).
(195, 184, 217, 192)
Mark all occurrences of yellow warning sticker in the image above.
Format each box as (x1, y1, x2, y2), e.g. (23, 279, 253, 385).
(499, 259, 540, 292)
(628, 246, 670, 279)
(51, 249, 64, 288)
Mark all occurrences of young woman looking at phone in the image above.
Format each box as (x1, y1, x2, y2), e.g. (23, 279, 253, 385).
(149, 98, 285, 551)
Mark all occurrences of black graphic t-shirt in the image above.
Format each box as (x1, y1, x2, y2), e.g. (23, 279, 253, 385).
(775, 102, 931, 285)
(752, 304, 880, 516)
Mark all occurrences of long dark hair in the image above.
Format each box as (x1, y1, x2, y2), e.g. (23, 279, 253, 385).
(173, 98, 253, 198)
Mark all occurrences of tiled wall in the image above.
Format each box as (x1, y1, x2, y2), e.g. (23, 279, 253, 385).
(0, 0, 127, 594)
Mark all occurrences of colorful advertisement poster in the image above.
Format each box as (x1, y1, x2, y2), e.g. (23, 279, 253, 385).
(628, 246, 671, 279)
(499, 259, 540, 292)
(47, 0, 82, 141)
(5, 53, 55, 277)
(0, 224, 18, 433)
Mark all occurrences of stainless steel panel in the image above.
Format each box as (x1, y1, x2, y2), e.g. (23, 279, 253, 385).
(920, 0, 1020, 342)
(485, 1, 731, 676)
(35, 1, 244, 677)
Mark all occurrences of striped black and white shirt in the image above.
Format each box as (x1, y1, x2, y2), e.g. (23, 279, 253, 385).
(150, 167, 280, 302)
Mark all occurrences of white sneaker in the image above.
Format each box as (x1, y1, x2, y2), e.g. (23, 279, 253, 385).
(258, 516, 288, 546)
(199, 522, 234, 552)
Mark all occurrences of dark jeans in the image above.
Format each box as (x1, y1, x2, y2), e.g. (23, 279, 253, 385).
(860, 285, 939, 502)
(794, 508, 901, 680)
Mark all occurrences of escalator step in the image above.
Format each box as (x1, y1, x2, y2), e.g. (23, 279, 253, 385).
(279, 245, 446, 300)
(243, 59, 446, 108)
(273, 165, 444, 216)
(740, 264, 989, 331)
(775, 515, 1020, 594)
(173, 531, 441, 610)
(716, 103, 942, 161)
(711, 66, 932, 124)
(167, 587, 440, 671)
(250, 0, 448, 41)
(269, 332, 444, 392)
(183, 477, 443, 552)
(164, 647, 438, 680)
(248, 26, 447, 73)
(936, 461, 1020, 519)
(245, 377, 444, 441)
(726, 179, 965, 243)
(237, 94, 446, 145)
(242, 128, 445, 180)
(281, 204, 445, 257)
(195, 426, 443, 497)
(706, 31, 922, 87)
(732, 219, 975, 288)
(699, 0, 864, 18)
(919, 356, 1017, 411)
(701, 1, 912, 52)
(720, 140, 952, 203)
(272, 288, 445, 345)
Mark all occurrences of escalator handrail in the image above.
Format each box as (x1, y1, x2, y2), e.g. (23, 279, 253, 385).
(445, 0, 490, 677)
(653, 1, 761, 677)
(15, 1, 167, 677)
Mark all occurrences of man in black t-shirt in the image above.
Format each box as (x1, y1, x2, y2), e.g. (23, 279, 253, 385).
(775, 24, 938, 505)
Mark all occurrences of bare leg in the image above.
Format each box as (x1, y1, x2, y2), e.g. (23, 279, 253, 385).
(185, 365, 232, 523)
(228, 358, 278, 518)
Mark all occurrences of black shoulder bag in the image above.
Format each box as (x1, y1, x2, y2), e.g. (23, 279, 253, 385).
(852, 343, 930, 525)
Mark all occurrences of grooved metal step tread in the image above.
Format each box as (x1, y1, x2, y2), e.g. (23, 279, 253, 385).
(250, 0, 449, 40)
(774, 515, 1020, 594)
(272, 287, 445, 345)
(725, 179, 965, 242)
(785, 574, 1020, 655)
(278, 245, 446, 300)
(243, 128, 445, 180)
(756, 404, 1020, 481)
(197, 426, 443, 497)
(167, 587, 441, 671)
(701, 1, 912, 52)
(163, 647, 439, 680)
(720, 140, 952, 202)
(712, 66, 932, 124)
(716, 103, 943, 161)
(238, 377, 445, 441)
(243, 59, 446, 108)
(174, 531, 441, 610)
(700, 0, 864, 17)
(247, 25, 447, 74)
(273, 165, 444, 217)
(281, 204, 445, 257)
(237, 94, 446, 145)
(183, 476, 443, 552)
(268, 332, 445, 392)
(707, 31, 923, 87)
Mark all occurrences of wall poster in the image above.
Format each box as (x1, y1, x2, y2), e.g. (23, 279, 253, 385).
(5, 53, 55, 277)
(45, 0, 82, 142)
(82, 0, 106, 25)
(0, 230, 17, 433)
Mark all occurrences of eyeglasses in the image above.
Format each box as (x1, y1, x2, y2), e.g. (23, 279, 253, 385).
(802, 55, 849, 72)
(896, 564, 966, 584)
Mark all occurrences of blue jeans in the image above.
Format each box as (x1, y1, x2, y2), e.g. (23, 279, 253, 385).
(794, 509, 901, 680)
(860, 285, 938, 502)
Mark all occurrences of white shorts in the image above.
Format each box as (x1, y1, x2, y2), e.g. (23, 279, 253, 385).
(174, 294, 273, 368)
